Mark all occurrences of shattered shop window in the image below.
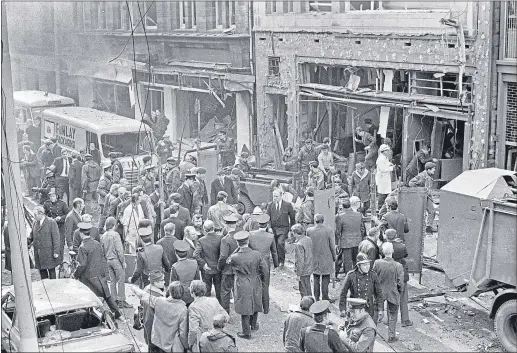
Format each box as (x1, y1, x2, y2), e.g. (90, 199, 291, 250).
(268, 57, 280, 76)
(309, 1, 332, 12)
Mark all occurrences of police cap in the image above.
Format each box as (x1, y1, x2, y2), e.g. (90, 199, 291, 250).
(223, 215, 238, 224)
(167, 157, 177, 163)
(143, 155, 152, 163)
(305, 138, 313, 144)
(84, 153, 92, 159)
(339, 192, 350, 199)
(309, 300, 330, 315)
(254, 213, 270, 224)
(138, 227, 153, 237)
(185, 173, 196, 180)
(425, 162, 436, 170)
(348, 298, 367, 309)
(173, 240, 190, 252)
(234, 231, 250, 241)
(78, 222, 92, 231)
(48, 188, 56, 196)
(309, 161, 318, 168)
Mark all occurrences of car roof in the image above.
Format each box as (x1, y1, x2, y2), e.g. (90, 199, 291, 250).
(42, 106, 152, 135)
(13, 90, 75, 107)
(4, 279, 103, 317)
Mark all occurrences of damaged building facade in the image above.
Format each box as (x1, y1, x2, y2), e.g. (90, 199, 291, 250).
(253, 1, 505, 179)
(7, 1, 254, 152)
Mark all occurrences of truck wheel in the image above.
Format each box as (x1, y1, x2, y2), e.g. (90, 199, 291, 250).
(494, 299, 517, 352)
(237, 193, 254, 215)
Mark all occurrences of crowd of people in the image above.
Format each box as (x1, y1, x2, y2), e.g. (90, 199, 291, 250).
(14, 117, 443, 352)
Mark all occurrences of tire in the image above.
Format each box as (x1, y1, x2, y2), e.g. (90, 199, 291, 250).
(237, 192, 255, 215)
(494, 299, 517, 352)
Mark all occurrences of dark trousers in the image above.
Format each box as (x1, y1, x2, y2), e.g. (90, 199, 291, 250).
(203, 272, 222, 303)
(299, 275, 312, 298)
(360, 200, 371, 216)
(378, 193, 388, 210)
(241, 312, 259, 336)
(400, 281, 410, 323)
(273, 230, 288, 264)
(262, 263, 271, 314)
(313, 274, 330, 301)
(221, 274, 235, 314)
(387, 301, 399, 339)
(39, 268, 56, 279)
(55, 176, 70, 205)
(336, 247, 358, 276)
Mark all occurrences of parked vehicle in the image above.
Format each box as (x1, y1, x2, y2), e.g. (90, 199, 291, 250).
(437, 168, 517, 352)
(14, 90, 75, 130)
(1, 279, 135, 352)
(42, 107, 156, 186)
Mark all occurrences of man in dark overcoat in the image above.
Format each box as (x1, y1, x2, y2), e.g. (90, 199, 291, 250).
(267, 189, 296, 268)
(43, 190, 69, 264)
(29, 206, 61, 279)
(227, 230, 268, 339)
(306, 213, 336, 301)
(248, 213, 278, 314)
(74, 222, 122, 319)
(210, 170, 238, 206)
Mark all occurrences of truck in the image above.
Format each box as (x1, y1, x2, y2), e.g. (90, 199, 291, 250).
(437, 168, 517, 352)
(14, 90, 75, 130)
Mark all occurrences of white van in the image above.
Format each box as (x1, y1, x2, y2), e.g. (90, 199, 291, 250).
(42, 107, 156, 185)
(14, 90, 75, 129)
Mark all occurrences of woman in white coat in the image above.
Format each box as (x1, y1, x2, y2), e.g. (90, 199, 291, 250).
(376, 144, 394, 210)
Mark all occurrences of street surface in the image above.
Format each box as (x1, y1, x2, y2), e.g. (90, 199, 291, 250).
(1, 198, 503, 352)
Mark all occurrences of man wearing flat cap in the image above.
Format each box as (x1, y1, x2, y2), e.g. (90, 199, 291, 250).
(338, 298, 377, 352)
(217, 215, 240, 314)
(81, 153, 102, 202)
(408, 161, 438, 233)
(74, 222, 122, 319)
(165, 157, 182, 197)
(130, 227, 171, 288)
(298, 138, 318, 188)
(248, 213, 278, 314)
(227, 230, 268, 339)
(108, 152, 124, 184)
(210, 169, 238, 206)
(299, 300, 347, 352)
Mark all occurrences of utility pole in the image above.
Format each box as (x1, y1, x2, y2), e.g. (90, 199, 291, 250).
(1, 3, 39, 351)
(53, 1, 61, 94)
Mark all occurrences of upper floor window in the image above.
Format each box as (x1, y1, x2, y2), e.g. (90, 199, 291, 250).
(180, 1, 197, 29)
(144, 1, 157, 29)
(216, 1, 235, 28)
(309, 1, 332, 12)
(503, 0, 517, 59)
(268, 57, 280, 76)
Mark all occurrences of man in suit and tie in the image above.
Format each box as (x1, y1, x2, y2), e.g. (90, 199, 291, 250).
(335, 199, 365, 278)
(380, 199, 409, 242)
(267, 189, 295, 269)
(52, 149, 72, 205)
(210, 170, 238, 206)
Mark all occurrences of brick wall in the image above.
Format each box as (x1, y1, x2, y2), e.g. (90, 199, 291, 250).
(507, 82, 517, 143)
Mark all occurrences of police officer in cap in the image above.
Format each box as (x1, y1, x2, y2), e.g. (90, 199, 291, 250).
(74, 222, 122, 319)
(248, 213, 278, 314)
(129, 227, 171, 288)
(338, 298, 377, 352)
(217, 214, 239, 314)
(227, 230, 268, 339)
(299, 300, 347, 352)
(170, 239, 200, 307)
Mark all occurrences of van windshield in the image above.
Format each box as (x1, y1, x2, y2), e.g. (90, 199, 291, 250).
(101, 132, 153, 158)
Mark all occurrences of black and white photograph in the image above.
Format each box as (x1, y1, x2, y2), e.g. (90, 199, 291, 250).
(1, 1, 516, 352)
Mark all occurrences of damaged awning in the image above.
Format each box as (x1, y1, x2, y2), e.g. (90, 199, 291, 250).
(299, 82, 470, 120)
(67, 61, 133, 84)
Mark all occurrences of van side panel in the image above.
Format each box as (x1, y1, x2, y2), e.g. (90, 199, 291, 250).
(42, 118, 87, 151)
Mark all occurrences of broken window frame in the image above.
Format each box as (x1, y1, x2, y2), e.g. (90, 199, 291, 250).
(143, 1, 158, 30)
(268, 56, 281, 76)
(309, 1, 332, 12)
